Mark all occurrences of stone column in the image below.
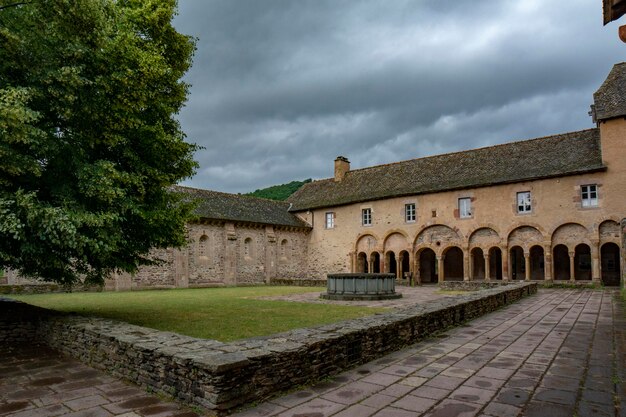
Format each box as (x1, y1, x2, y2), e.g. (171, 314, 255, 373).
(484, 254, 491, 281)
(264, 226, 276, 284)
(463, 250, 470, 282)
(469, 252, 474, 280)
(224, 222, 237, 285)
(502, 246, 509, 281)
(437, 255, 445, 283)
(368, 256, 374, 274)
(350, 251, 356, 273)
(591, 240, 601, 283)
(569, 250, 576, 281)
(524, 251, 531, 281)
(397, 253, 404, 280)
(414, 254, 420, 286)
(544, 246, 553, 282)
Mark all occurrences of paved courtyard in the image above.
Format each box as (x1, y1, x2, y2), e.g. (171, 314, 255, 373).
(1, 289, 624, 417)
(235, 289, 626, 417)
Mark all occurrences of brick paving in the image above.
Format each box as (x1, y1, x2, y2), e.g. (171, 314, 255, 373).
(0, 345, 201, 417)
(234, 289, 625, 417)
(1, 289, 624, 417)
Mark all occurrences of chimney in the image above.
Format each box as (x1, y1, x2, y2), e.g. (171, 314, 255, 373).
(334, 156, 350, 182)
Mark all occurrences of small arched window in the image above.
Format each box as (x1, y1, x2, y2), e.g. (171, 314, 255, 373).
(244, 237, 253, 259)
(197, 234, 209, 265)
(280, 239, 288, 260)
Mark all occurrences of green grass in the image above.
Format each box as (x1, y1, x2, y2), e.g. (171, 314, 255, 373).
(8, 286, 385, 342)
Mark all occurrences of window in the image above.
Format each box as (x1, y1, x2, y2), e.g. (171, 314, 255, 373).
(325, 212, 335, 229)
(517, 192, 531, 213)
(581, 184, 598, 207)
(458, 198, 472, 218)
(405, 203, 416, 222)
(362, 208, 372, 226)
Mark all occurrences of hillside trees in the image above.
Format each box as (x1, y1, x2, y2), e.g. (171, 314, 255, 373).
(0, 0, 199, 285)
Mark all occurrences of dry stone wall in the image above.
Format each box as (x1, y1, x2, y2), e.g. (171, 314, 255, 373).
(0, 283, 536, 415)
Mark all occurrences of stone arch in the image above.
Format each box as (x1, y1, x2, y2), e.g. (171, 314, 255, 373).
(507, 226, 544, 251)
(414, 224, 462, 254)
(601, 242, 621, 286)
(243, 237, 253, 260)
(384, 231, 410, 253)
(529, 245, 545, 280)
(197, 234, 210, 266)
(280, 239, 289, 261)
(505, 222, 547, 240)
(443, 246, 464, 281)
(370, 251, 381, 273)
(551, 223, 590, 250)
(488, 247, 503, 280)
(574, 243, 592, 280)
(417, 248, 437, 284)
(599, 220, 621, 243)
(510, 245, 525, 280)
(471, 247, 485, 280)
(469, 227, 501, 249)
(385, 250, 398, 275)
(553, 244, 570, 280)
(355, 234, 379, 254)
(357, 252, 368, 273)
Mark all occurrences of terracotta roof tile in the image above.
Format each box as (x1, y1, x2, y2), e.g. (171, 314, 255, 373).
(173, 186, 309, 228)
(288, 129, 605, 211)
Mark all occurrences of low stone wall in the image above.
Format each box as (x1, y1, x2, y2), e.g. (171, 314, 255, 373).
(0, 283, 536, 415)
(0, 283, 103, 295)
(268, 278, 326, 287)
(438, 281, 521, 291)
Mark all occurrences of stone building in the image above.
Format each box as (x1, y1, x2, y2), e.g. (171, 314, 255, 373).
(7, 63, 626, 290)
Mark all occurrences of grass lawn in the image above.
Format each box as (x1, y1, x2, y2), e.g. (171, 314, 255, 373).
(8, 286, 385, 342)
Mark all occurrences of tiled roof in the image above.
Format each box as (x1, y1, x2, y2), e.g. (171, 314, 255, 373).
(173, 186, 310, 228)
(593, 62, 626, 122)
(288, 129, 605, 211)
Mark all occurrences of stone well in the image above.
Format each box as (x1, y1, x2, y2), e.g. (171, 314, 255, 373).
(320, 273, 402, 300)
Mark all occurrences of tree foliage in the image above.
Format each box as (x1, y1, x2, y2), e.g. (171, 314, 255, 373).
(0, 0, 199, 285)
(246, 179, 312, 201)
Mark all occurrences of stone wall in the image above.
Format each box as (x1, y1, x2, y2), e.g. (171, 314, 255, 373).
(104, 222, 311, 290)
(1, 283, 536, 415)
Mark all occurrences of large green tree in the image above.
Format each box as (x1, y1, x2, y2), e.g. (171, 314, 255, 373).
(0, 0, 199, 285)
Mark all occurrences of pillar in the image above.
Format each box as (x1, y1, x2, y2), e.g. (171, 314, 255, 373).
(591, 241, 601, 283)
(463, 250, 470, 282)
(524, 251, 531, 281)
(398, 253, 404, 280)
(502, 246, 509, 281)
(414, 254, 420, 286)
(437, 255, 445, 283)
(368, 256, 374, 274)
(544, 245, 553, 281)
(484, 254, 491, 282)
(469, 252, 474, 280)
(569, 251, 575, 281)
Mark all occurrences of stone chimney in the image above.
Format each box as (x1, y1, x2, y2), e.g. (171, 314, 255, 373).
(334, 156, 350, 182)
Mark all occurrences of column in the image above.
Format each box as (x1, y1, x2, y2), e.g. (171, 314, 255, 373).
(502, 246, 509, 281)
(591, 241, 601, 283)
(524, 251, 531, 281)
(368, 256, 374, 274)
(463, 250, 470, 282)
(437, 255, 445, 283)
(469, 252, 474, 280)
(484, 254, 491, 281)
(414, 254, 420, 286)
(398, 253, 404, 280)
(408, 251, 415, 286)
(569, 251, 575, 281)
(544, 246, 553, 281)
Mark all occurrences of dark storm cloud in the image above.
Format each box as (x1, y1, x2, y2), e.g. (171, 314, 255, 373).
(173, 0, 624, 193)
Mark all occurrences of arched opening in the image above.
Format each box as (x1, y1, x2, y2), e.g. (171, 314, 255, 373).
(280, 239, 288, 259)
(488, 247, 503, 280)
(357, 252, 368, 273)
(243, 237, 253, 260)
(529, 246, 545, 280)
(510, 246, 524, 280)
(601, 243, 621, 286)
(197, 234, 209, 265)
(574, 244, 591, 280)
(418, 249, 437, 283)
(443, 247, 463, 281)
(399, 250, 410, 281)
(553, 244, 570, 280)
(471, 248, 485, 280)
(371, 252, 381, 273)
(386, 251, 397, 275)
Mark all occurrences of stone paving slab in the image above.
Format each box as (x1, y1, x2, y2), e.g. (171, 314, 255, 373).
(0, 345, 202, 417)
(233, 289, 625, 417)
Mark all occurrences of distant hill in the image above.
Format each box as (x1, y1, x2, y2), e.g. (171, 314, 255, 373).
(246, 179, 312, 201)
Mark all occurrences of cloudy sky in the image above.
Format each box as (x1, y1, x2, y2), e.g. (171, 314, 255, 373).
(173, 0, 624, 194)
